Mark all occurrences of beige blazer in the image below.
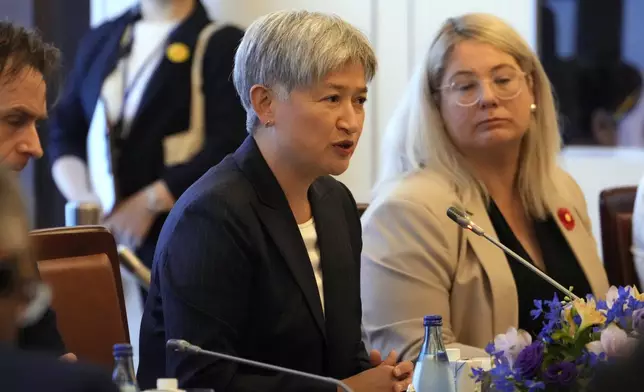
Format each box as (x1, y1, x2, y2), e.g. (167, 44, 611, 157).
(360, 168, 609, 360)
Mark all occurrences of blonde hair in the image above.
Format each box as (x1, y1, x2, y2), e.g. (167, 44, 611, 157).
(377, 13, 561, 219)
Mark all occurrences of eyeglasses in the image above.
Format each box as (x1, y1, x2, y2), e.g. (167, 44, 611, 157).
(438, 69, 527, 107)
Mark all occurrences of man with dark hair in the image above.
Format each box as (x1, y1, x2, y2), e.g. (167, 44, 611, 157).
(0, 21, 59, 171)
(0, 21, 73, 360)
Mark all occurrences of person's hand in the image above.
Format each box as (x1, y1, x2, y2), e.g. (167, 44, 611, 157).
(341, 365, 408, 392)
(60, 352, 77, 362)
(341, 350, 413, 392)
(369, 350, 414, 390)
(104, 190, 156, 250)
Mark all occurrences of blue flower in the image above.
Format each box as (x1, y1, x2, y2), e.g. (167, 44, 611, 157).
(485, 342, 496, 356)
(488, 365, 516, 392)
(538, 320, 557, 342)
(524, 379, 545, 392)
(596, 299, 608, 311)
(514, 342, 544, 378)
(531, 299, 543, 320)
(544, 361, 578, 387)
(470, 366, 487, 382)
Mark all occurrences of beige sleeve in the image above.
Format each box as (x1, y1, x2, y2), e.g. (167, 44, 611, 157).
(361, 197, 481, 361)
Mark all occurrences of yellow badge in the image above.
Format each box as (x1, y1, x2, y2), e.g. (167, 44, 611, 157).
(166, 42, 190, 63)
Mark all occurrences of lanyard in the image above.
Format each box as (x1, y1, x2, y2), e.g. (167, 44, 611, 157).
(112, 23, 172, 139)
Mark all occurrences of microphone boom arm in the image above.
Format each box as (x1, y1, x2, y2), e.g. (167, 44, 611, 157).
(167, 339, 354, 392)
(481, 232, 579, 300)
(446, 207, 579, 300)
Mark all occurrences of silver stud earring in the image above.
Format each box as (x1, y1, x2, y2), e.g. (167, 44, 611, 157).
(530, 103, 537, 112)
(264, 120, 274, 127)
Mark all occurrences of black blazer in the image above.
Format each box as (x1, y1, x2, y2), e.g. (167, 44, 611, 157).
(48, 1, 247, 266)
(0, 345, 118, 392)
(138, 137, 371, 391)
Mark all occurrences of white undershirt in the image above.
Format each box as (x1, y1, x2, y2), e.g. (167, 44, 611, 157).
(298, 218, 325, 314)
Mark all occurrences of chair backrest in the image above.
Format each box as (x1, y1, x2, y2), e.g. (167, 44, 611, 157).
(29, 226, 129, 369)
(599, 186, 638, 288)
(357, 203, 369, 218)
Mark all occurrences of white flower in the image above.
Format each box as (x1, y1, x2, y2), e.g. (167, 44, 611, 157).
(493, 327, 532, 367)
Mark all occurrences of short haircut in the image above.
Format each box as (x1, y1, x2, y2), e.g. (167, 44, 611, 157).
(0, 21, 60, 83)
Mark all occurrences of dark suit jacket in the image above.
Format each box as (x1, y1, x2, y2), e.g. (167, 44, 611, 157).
(588, 338, 644, 392)
(17, 309, 65, 355)
(48, 1, 247, 266)
(138, 137, 371, 391)
(0, 344, 118, 392)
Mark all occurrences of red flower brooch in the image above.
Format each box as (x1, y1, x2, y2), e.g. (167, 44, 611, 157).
(557, 208, 575, 230)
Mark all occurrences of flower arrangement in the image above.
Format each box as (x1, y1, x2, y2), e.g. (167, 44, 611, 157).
(473, 286, 644, 391)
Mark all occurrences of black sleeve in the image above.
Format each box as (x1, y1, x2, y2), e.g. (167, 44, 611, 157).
(17, 308, 66, 355)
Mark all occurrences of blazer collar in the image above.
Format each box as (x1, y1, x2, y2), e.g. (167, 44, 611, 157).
(463, 193, 518, 335)
(463, 189, 608, 335)
(547, 194, 607, 298)
(233, 136, 330, 339)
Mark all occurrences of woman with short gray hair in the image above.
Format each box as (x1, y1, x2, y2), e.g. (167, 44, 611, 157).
(138, 10, 413, 392)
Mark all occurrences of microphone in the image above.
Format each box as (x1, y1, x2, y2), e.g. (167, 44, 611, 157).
(446, 206, 579, 300)
(166, 339, 354, 392)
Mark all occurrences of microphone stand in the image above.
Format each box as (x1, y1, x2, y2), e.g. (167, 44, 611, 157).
(167, 339, 354, 392)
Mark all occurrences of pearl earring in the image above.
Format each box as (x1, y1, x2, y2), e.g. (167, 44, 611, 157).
(530, 103, 537, 112)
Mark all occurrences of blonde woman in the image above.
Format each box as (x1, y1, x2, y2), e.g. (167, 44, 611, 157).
(361, 13, 609, 359)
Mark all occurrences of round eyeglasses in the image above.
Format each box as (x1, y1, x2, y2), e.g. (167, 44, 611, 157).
(438, 70, 526, 107)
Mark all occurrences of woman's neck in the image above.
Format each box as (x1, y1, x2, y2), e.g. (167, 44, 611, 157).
(140, 0, 195, 22)
(465, 146, 521, 205)
(254, 133, 315, 224)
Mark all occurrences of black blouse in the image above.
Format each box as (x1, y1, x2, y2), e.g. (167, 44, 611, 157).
(487, 200, 592, 336)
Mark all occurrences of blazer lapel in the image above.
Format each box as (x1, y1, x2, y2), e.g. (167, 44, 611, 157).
(129, 2, 209, 128)
(463, 194, 519, 334)
(309, 182, 356, 366)
(548, 197, 608, 298)
(235, 138, 327, 339)
(82, 13, 136, 119)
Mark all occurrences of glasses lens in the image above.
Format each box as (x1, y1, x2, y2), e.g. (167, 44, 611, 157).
(450, 70, 523, 106)
(492, 71, 522, 99)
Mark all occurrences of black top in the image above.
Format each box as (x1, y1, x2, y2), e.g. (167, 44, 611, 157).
(137, 137, 371, 391)
(487, 200, 592, 336)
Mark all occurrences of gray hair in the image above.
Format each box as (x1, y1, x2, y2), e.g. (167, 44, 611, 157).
(233, 10, 377, 133)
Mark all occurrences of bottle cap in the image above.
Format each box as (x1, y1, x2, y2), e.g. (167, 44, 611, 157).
(423, 315, 443, 326)
(157, 378, 179, 390)
(113, 343, 133, 356)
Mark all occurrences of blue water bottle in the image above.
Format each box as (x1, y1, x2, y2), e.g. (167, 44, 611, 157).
(112, 343, 140, 392)
(411, 315, 456, 392)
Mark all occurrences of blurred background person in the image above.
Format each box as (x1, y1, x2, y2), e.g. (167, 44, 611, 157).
(0, 165, 117, 392)
(48, 0, 247, 279)
(360, 13, 609, 360)
(0, 20, 77, 360)
(138, 10, 413, 392)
